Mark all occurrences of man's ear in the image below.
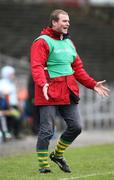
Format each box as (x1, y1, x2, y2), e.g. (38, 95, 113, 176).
(52, 20, 57, 27)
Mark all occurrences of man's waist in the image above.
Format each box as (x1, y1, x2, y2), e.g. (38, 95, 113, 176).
(46, 64, 74, 78)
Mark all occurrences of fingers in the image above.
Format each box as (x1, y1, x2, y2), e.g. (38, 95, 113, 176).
(44, 92, 49, 100)
(101, 90, 109, 97)
(42, 83, 49, 100)
(94, 86, 110, 97)
(96, 80, 106, 86)
(101, 86, 110, 92)
(97, 80, 106, 84)
(97, 88, 109, 97)
(95, 80, 110, 97)
(100, 80, 106, 84)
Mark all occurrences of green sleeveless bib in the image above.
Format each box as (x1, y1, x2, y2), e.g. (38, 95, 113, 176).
(36, 35, 77, 78)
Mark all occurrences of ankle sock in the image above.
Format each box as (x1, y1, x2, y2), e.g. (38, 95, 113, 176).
(37, 149, 50, 169)
(54, 138, 71, 159)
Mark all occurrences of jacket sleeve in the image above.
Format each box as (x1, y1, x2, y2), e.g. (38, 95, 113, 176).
(72, 54, 97, 89)
(30, 39, 49, 87)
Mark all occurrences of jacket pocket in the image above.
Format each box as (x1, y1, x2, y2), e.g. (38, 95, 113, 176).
(48, 82, 61, 99)
(48, 81, 68, 101)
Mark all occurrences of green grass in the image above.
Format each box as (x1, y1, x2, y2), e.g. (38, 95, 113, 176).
(0, 143, 114, 180)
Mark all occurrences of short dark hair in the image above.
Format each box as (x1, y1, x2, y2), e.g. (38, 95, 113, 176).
(49, 9, 68, 27)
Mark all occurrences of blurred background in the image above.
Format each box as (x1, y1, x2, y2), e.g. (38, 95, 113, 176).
(0, 0, 114, 145)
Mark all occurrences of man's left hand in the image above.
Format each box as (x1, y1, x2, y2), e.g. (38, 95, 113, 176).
(94, 80, 110, 97)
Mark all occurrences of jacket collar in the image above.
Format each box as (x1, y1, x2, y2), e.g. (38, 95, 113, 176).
(40, 27, 69, 40)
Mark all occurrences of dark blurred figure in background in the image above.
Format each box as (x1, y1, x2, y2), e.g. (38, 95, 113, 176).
(26, 74, 40, 135)
(0, 92, 12, 142)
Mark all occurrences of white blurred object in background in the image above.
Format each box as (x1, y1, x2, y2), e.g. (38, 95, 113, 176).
(89, 0, 114, 6)
(0, 66, 18, 106)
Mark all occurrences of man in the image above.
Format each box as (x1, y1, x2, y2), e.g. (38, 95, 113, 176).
(30, 9, 110, 174)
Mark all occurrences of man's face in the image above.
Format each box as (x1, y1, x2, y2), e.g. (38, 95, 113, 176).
(52, 13, 70, 34)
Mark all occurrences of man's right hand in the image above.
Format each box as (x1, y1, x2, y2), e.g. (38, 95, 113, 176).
(42, 83, 49, 100)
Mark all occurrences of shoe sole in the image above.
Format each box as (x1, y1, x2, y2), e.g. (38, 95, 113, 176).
(39, 169, 52, 173)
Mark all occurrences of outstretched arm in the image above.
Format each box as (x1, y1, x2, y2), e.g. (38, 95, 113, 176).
(72, 55, 110, 96)
(94, 80, 110, 97)
(72, 55, 97, 89)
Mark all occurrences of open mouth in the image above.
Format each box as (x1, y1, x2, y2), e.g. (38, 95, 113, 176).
(63, 27, 68, 31)
(64, 27, 68, 29)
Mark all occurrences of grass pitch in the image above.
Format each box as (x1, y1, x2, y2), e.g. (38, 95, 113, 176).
(0, 143, 114, 180)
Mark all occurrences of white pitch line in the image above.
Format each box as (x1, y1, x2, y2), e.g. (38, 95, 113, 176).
(60, 171, 114, 180)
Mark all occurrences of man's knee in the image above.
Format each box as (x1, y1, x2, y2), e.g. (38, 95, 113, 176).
(70, 123, 82, 136)
(39, 127, 54, 140)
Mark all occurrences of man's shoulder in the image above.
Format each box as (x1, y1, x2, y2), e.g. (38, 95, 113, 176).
(33, 35, 52, 42)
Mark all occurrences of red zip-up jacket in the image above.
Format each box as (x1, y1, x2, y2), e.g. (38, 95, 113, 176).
(30, 27, 97, 105)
